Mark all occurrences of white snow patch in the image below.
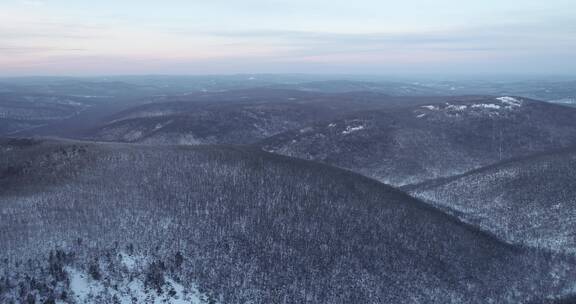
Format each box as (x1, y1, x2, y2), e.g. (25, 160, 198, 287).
(446, 104, 467, 111)
(342, 125, 365, 134)
(120, 252, 138, 270)
(66, 267, 215, 304)
(178, 134, 204, 145)
(496, 96, 522, 107)
(471, 103, 502, 109)
(67, 268, 104, 303)
(132, 110, 176, 119)
(57, 99, 84, 106)
(328, 123, 337, 128)
(124, 130, 143, 141)
(421, 105, 438, 110)
(416, 113, 426, 118)
(153, 121, 171, 131)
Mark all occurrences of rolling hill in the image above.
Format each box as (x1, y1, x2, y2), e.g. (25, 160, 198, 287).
(261, 96, 576, 186)
(90, 100, 338, 145)
(406, 146, 576, 254)
(0, 93, 94, 136)
(265, 80, 447, 95)
(0, 138, 573, 303)
(88, 89, 466, 145)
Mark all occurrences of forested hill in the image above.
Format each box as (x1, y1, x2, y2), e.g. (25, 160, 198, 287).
(407, 145, 576, 254)
(0, 138, 574, 303)
(261, 96, 576, 186)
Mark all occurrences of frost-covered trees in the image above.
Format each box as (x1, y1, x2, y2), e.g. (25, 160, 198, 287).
(0, 139, 575, 303)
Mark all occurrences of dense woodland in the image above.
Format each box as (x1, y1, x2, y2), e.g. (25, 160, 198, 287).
(261, 97, 576, 185)
(1, 77, 576, 303)
(0, 139, 574, 303)
(408, 146, 576, 254)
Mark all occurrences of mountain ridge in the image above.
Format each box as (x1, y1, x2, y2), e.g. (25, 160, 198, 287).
(407, 144, 576, 254)
(260, 96, 576, 186)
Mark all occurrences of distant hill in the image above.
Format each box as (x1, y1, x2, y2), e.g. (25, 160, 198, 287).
(0, 138, 572, 303)
(0, 93, 92, 135)
(89, 89, 465, 145)
(406, 146, 576, 254)
(265, 80, 447, 95)
(2, 76, 574, 104)
(261, 96, 576, 186)
(91, 101, 334, 145)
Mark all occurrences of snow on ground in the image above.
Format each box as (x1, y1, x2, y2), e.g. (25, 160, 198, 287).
(496, 96, 522, 107)
(420, 98, 523, 115)
(421, 105, 439, 110)
(169, 134, 204, 145)
(120, 252, 139, 270)
(66, 267, 104, 303)
(445, 104, 468, 111)
(342, 125, 365, 135)
(471, 103, 502, 109)
(126, 110, 177, 120)
(417, 99, 523, 118)
(124, 130, 144, 141)
(65, 266, 215, 304)
(153, 120, 173, 132)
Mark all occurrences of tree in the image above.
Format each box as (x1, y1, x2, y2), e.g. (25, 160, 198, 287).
(88, 261, 102, 281)
(145, 261, 166, 294)
(174, 252, 184, 269)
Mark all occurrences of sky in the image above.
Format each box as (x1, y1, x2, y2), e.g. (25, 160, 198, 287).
(0, 0, 575, 76)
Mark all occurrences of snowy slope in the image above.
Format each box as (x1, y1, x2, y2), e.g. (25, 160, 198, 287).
(261, 97, 576, 186)
(407, 146, 576, 254)
(1, 138, 574, 303)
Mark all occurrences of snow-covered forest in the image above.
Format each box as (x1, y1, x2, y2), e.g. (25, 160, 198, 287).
(2, 77, 576, 303)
